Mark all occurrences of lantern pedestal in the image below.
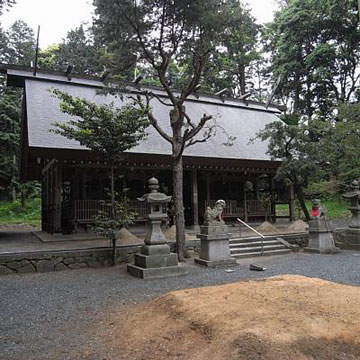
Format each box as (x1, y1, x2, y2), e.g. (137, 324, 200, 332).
(127, 177, 188, 279)
(334, 181, 360, 250)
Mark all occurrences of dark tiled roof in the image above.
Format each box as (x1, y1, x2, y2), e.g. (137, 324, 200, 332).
(22, 71, 281, 162)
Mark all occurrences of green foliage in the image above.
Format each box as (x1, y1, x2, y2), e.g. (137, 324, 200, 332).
(201, 1, 261, 96)
(0, 197, 41, 225)
(4, 20, 35, 65)
(0, 20, 37, 200)
(266, 0, 360, 118)
(38, 25, 103, 75)
(304, 179, 342, 200)
(275, 197, 350, 219)
(93, 0, 257, 88)
(93, 188, 137, 241)
(0, 0, 15, 14)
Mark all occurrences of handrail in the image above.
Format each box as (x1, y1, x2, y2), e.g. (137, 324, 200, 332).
(237, 218, 264, 256)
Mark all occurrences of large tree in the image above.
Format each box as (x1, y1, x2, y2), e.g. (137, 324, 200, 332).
(0, 0, 15, 14)
(93, 0, 239, 260)
(0, 20, 36, 200)
(266, 0, 360, 118)
(39, 25, 102, 75)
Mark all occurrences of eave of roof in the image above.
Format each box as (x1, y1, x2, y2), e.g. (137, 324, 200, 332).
(0, 63, 285, 113)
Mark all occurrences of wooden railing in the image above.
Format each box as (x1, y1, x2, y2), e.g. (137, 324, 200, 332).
(204, 200, 245, 218)
(71, 199, 166, 223)
(204, 200, 273, 220)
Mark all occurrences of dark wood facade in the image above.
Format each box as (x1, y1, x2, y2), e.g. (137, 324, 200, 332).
(37, 153, 294, 234)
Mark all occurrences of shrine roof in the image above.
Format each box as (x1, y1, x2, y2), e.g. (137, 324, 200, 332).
(3, 64, 282, 163)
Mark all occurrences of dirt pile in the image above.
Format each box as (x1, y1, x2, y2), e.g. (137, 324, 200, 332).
(116, 228, 142, 245)
(165, 225, 194, 241)
(255, 221, 279, 234)
(287, 219, 308, 232)
(97, 275, 360, 360)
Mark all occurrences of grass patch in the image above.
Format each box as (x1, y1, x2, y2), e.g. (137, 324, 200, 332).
(276, 197, 350, 219)
(0, 198, 41, 226)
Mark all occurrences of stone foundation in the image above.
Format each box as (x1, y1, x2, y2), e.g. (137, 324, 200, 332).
(334, 228, 360, 250)
(0, 240, 200, 276)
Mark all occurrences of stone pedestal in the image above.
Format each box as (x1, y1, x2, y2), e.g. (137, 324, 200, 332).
(334, 228, 360, 250)
(127, 177, 188, 279)
(304, 218, 340, 254)
(334, 180, 360, 250)
(195, 225, 237, 267)
(127, 243, 188, 279)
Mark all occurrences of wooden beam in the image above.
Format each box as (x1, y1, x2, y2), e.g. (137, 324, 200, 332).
(192, 169, 199, 226)
(206, 173, 210, 201)
(54, 163, 62, 233)
(41, 158, 57, 175)
(243, 175, 248, 222)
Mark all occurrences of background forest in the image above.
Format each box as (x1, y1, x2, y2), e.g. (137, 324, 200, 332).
(0, 0, 359, 220)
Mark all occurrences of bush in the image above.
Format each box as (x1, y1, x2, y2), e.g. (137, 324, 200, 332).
(0, 197, 41, 225)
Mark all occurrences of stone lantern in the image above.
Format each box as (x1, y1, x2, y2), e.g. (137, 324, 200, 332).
(334, 180, 360, 249)
(343, 180, 360, 229)
(127, 177, 188, 279)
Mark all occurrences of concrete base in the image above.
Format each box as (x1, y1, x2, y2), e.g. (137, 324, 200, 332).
(197, 234, 232, 262)
(195, 257, 237, 268)
(127, 263, 188, 279)
(304, 247, 341, 254)
(195, 229, 237, 268)
(127, 242, 188, 279)
(304, 230, 340, 254)
(334, 228, 360, 250)
(134, 253, 178, 268)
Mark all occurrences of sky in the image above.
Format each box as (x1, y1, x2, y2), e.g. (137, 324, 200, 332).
(1, 0, 278, 49)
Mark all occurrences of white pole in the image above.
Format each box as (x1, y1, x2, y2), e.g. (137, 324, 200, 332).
(237, 218, 264, 255)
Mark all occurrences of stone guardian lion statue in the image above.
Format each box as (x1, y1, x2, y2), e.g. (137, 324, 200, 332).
(203, 199, 226, 225)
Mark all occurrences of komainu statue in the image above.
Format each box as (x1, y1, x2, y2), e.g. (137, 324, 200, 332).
(203, 199, 226, 225)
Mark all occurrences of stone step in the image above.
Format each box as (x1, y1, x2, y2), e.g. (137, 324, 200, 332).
(229, 239, 280, 248)
(231, 248, 291, 259)
(229, 237, 278, 245)
(231, 244, 287, 254)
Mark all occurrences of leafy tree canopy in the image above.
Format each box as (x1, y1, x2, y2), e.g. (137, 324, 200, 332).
(266, 0, 360, 118)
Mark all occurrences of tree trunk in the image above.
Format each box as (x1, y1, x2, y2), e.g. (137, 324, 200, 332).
(239, 63, 246, 95)
(173, 155, 187, 262)
(110, 165, 116, 265)
(294, 184, 310, 221)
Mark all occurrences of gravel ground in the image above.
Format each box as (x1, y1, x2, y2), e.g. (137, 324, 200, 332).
(1, 250, 360, 360)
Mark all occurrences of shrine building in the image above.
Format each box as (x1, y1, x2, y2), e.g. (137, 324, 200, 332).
(1, 64, 295, 234)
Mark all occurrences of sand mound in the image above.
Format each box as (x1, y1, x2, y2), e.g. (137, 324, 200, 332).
(165, 225, 194, 241)
(255, 221, 279, 234)
(288, 219, 308, 232)
(116, 228, 142, 245)
(95, 275, 360, 360)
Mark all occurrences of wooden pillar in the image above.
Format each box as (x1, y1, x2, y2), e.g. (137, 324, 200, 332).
(81, 171, 87, 200)
(206, 173, 211, 201)
(41, 174, 46, 231)
(54, 163, 62, 233)
(191, 169, 199, 226)
(270, 177, 276, 223)
(289, 184, 296, 222)
(254, 177, 259, 200)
